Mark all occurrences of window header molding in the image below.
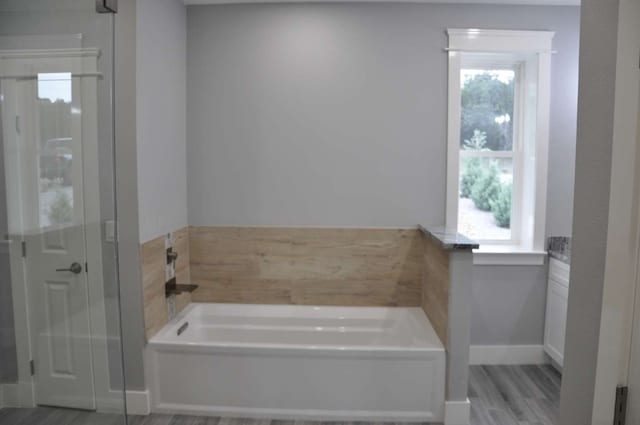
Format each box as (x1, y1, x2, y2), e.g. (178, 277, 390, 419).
(446, 29, 555, 53)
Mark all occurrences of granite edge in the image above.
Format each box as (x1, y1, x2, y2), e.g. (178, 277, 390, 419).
(418, 224, 480, 251)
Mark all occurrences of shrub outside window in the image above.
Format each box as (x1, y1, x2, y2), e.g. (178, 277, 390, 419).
(458, 69, 519, 243)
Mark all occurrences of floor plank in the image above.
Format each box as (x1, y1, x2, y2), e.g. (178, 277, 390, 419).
(0, 365, 561, 425)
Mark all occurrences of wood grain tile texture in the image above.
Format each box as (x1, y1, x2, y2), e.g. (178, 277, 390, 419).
(189, 227, 423, 306)
(141, 227, 191, 340)
(422, 234, 450, 346)
(174, 228, 192, 313)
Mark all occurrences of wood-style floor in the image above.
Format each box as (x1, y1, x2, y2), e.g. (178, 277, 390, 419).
(0, 365, 561, 425)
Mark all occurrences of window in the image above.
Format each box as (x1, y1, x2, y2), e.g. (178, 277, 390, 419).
(459, 67, 518, 243)
(37, 72, 74, 228)
(446, 30, 554, 264)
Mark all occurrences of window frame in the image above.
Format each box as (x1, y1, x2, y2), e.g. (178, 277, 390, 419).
(445, 29, 554, 265)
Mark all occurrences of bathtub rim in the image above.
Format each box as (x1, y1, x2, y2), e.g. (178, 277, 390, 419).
(148, 302, 445, 357)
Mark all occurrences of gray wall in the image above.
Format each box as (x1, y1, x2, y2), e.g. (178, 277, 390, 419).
(545, 10, 580, 238)
(116, 0, 147, 391)
(136, 0, 188, 243)
(186, 3, 579, 233)
(471, 265, 548, 345)
(186, 3, 580, 346)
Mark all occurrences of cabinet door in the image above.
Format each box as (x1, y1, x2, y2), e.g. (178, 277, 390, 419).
(544, 277, 569, 366)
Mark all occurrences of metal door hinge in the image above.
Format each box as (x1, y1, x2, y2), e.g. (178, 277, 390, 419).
(85, 262, 89, 273)
(614, 385, 628, 425)
(29, 360, 35, 376)
(15, 116, 20, 134)
(21, 241, 26, 257)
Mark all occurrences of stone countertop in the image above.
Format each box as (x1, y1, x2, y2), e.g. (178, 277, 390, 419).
(418, 225, 479, 250)
(548, 250, 570, 265)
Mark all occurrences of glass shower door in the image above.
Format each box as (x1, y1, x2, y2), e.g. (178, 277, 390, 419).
(0, 0, 125, 422)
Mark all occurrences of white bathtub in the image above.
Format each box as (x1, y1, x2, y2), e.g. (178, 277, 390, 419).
(146, 303, 445, 422)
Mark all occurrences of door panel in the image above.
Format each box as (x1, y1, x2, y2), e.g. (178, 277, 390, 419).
(29, 225, 94, 410)
(544, 277, 568, 366)
(45, 281, 74, 375)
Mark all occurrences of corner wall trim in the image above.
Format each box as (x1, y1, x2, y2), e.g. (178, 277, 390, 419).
(469, 345, 547, 365)
(126, 390, 151, 415)
(444, 399, 471, 425)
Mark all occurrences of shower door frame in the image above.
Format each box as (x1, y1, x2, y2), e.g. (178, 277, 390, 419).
(0, 38, 119, 412)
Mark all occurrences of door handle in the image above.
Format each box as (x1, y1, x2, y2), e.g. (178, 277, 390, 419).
(56, 262, 83, 274)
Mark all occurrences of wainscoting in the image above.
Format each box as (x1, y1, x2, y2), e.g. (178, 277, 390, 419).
(189, 227, 424, 307)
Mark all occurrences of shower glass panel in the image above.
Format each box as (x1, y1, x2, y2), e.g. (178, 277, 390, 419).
(0, 1, 125, 423)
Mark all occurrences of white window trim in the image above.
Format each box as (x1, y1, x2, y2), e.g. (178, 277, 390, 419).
(445, 29, 554, 266)
(473, 247, 548, 266)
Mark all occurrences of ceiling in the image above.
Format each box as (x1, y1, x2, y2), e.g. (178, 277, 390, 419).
(183, 0, 580, 5)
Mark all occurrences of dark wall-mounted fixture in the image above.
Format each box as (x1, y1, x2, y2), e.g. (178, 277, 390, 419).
(167, 248, 178, 264)
(164, 247, 198, 296)
(96, 0, 117, 13)
(165, 278, 199, 297)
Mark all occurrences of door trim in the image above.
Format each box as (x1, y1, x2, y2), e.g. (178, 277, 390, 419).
(587, 0, 640, 421)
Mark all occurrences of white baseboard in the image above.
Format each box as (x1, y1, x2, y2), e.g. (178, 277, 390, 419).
(105, 389, 151, 415)
(444, 399, 470, 425)
(0, 383, 149, 415)
(1, 382, 35, 408)
(469, 345, 547, 365)
(126, 390, 151, 416)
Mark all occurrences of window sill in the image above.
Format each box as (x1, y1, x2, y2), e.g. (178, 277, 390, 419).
(473, 246, 547, 266)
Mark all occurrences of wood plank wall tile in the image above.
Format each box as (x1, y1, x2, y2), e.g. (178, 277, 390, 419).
(141, 235, 167, 340)
(189, 227, 423, 306)
(422, 235, 449, 346)
(141, 227, 191, 341)
(173, 227, 192, 313)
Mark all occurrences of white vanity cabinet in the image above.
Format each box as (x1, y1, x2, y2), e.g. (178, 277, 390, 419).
(544, 257, 570, 367)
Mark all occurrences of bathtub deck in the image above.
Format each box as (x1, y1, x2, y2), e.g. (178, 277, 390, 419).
(0, 365, 561, 425)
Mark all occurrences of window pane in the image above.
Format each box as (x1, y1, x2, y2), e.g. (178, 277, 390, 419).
(460, 70, 515, 152)
(459, 157, 513, 241)
(37, 73, 74, 228)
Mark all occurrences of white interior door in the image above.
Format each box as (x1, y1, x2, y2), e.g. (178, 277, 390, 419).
(27, 226, 94, 411)
(0, 56, 96, 410)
